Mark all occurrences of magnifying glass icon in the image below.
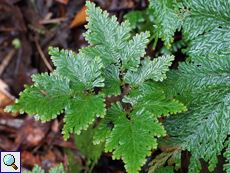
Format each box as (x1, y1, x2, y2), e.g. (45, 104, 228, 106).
(3, 154, 18, 170)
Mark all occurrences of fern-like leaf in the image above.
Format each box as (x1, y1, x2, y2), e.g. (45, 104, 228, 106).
(82, 1, 149, 71)
(63, 93, 106, 140)
(5, 47, 106, 140)
(164, 100, 230, 173)
(5, 73, 72, 122)
(102, 103, 166, 173)
(160, 54, 230, 173)
(182, 0, 230, 57)
(121, 32, 150, 71)
(161, 54, 230, 104)
(49, 47, 104, 91)
(102, 65, 122, 97)
(188, 27, 230, 57)
(49, 163, 65, 173)
(183, 0, 230, 40)
(124, 81, 187, 117)
(125, 55, 174, 88)
(149, 0, 181, 49)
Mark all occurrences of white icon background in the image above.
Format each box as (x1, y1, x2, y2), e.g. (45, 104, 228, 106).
(1, 151, 21, 173)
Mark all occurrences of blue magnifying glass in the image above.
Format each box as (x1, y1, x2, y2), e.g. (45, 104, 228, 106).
(3, 154, 18, 170)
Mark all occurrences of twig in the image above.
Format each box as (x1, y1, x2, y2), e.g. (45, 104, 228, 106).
(35, 40, 54, 72)
(0, 49, 15, 76)
(39, 17, 68, 24)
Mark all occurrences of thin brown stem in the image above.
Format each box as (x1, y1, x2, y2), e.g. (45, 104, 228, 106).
(35, 40, 54, 72)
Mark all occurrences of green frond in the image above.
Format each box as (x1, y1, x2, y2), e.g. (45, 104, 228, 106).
(62, 93, 106, 140)
(224, 138, 230, 172)
(49, 163, 65, 173)
(149, 0, 181, 49)
(93, 102, 125, 144)
(49, 47, 104, 91)
(122, 31, 150, 71)
(161, 54, 230, 100)
(82, 1, 130, 68)
(82, 1, 149, 71)
(188, 27, 230, 57)
(125, 55, 174, 88)
(5, 73, 72, 122)
(102, 65, 122, 97)
(181, 0, 230, 57)
(158, 53, 230, 172)
(183, 0, 230, 40)
(164, 94, 230, 173)
(123, 81, 187, 117)
(102, 103, 166, 173)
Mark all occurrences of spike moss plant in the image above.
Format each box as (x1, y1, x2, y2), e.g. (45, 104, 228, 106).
(4, 1, 186, 172)
(147, 0, 230, 173)
(6, 0, 230, 172)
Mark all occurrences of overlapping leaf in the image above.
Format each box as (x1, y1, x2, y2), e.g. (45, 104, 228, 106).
(49, 47, 104, 91)
(188, 27, 230, 57)
(149, 0, 181, 49)
(125, 55, 174, 88)
(5, 73, 72, 122)
(6, 46, 106, 140)
(159, 54, 230, 172)
(181, 0, 230, 57)
(97, 102, 166, 173)
(82, 1, 149, 71)
(93, 102, 126, 144)
(123, 81, 187, 117)
(182, 0, 230, 40)
(102, 65, 122, 97)
(163, 97, 230, 173)
(62, 93, 106, 140)
(161, 54, 230, 101)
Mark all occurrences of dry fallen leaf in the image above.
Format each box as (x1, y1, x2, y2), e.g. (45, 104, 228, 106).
(14, 115, 50, 150)
(21, 151, 42, 167)
(69, 5, 88, 29)
(0, 79, 17, 117)
(55, 0, 69, 5)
